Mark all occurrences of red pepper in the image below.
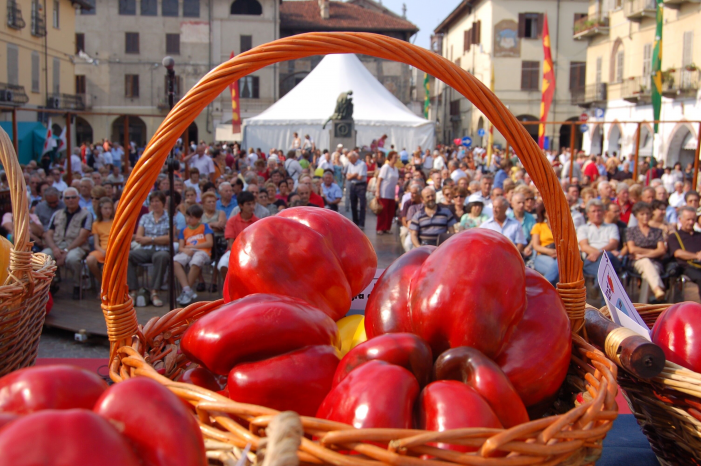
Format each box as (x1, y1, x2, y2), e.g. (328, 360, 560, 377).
(317, 360, 419, 429)
(417, 380, 502, 452)
(177, 366, 225, 392)
(0, 413, 18, 430)
(333, 333, 433, 388)
(433, 347, 528, 428)
(181, 293, 339, 375)
(228, 345, 339, 416)
(0, 365, 107, 414)
(652, 302, 701, 372)
(0, 409, 141, 466)
(364, 246, 434, 338)
(495, 269, 571, 410)
(278, 207, 377, 296)
(410, 230, 527, 358)
(94, 377, 207, 466)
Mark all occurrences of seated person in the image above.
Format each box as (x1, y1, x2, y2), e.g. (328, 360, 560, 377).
(2, 211, 45, 250)
(626, 202, 667, 302)
(218, 192, 259, 280)
(577, 199, 620, 288)
(532, 203, 558, 286)
(174, 204, 214, 305)
(86, 197, 114, 287)
(479, 196, 526, 252)
(201, 192, 226, 234)
(669, 206, 701, 296)
(410, 187, 456, 247)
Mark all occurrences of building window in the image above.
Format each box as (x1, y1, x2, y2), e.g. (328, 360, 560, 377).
(125, 75, 139, 98)
(76, 33, 85, 54)
(183, 0, 200, 17)
(31, 51, 40, 93)
(596, 57, 602, 84)
(162, 0, 178, 17)
(615, 50, 624, 83)
(52, 0, 59, 28)
(52, 57, 60, 94)
(76, 75, 86, 95)
(125, 32, 139, 54)
(642, 43, 652, 77)
(231, 0, 262, 15)
(450, 99, 460, 116)
(166, 34, 180, 55)
(521, 61, 540, 90)
(7, 44, 19, 86)
(119, 0, 136, 15)
(569, 62, 586, 90)
(239, 76, 259, 98)
(141, 0, 157, 16)
(240, 35, 253, 53)
(80, 0, 95, 15)
(463, 21, 481, 52)
(613, 0, 623, 9)
(518, 13, 542, 39)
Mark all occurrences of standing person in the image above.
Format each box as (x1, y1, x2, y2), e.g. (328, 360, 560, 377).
(626, 202, 667, 302)
(184, 144, 216, 183)
(284, 150, 303, 182)
(365, 153, 377, 183)
(111, 143, 124, 173)
(86, 197, 114, 287)
(320, 170, 342, 212)
(375, 151, 399, 234)
(173, 204, 214, 305)
(291, 132, 302, 151)
(346, 151, 368, 229)
(332, 151, 344, 186)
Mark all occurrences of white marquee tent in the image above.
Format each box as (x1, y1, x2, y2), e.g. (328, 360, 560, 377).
(242, 54, 435, 152)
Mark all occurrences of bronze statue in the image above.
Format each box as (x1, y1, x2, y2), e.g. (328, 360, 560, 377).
(323, 91, 354, 129)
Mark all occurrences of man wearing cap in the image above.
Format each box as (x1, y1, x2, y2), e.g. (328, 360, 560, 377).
(480, 196, 526, 252)
(346, 151, 368, 228)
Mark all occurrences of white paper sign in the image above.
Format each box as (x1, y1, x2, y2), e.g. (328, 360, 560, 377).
(597, 253, 651, 339)
(347, 268, 384, 315)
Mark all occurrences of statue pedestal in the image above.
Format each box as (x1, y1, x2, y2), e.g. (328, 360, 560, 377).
(329, 119, 356, 151)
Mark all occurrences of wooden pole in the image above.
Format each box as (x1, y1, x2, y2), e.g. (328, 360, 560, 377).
(693, 122, 701, 191)
(569, 122, 576, 184)
(11, 108, 18, 157)
(633, 122, 642, 183)
(123, 115, 129, 175)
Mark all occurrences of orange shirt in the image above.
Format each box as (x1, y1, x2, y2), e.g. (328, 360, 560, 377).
(224, 213, 259, 242)
(179, 222, 214, 255)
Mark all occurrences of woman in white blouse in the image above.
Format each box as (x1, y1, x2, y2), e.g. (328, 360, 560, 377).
(375, 151, 399, 235)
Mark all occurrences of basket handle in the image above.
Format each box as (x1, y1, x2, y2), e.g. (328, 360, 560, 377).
(101, 33, 585, 360)
(0, 128, 33, 285)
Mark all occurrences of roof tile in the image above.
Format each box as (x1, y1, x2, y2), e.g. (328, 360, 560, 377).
(280, 1, 418, 33)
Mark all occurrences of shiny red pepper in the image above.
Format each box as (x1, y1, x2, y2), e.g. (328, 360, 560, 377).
(495, 269, 571, 411)
(94, 377, 207, 466)
(333, 333, 433, 387)
(417, 380, 502, 452)
(652, 301, 701, 372)
(228, 345, 339, 416)
(0, 409, 141, 466)
(364, 246, 434, 338)
(0, 413, 18, 430)
(177, 366, 225, 392)
(181, 293, 339, 375)
(433, 347, 528, 428)
(317, 360, 419, 429)
(410, 230, 527, 358)
(278, 207, 377, 297)
(0, 364, 107, 414)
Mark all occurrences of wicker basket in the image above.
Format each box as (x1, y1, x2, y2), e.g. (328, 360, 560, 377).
(600, 303, 701, 466)
(101, 33, 619, 465)
(0, 128, 56, 376)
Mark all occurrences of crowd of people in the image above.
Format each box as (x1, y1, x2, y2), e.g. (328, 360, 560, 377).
(5, 134, 701, 308)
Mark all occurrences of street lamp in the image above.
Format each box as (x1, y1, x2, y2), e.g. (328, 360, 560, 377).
(163, 56, 178, 311)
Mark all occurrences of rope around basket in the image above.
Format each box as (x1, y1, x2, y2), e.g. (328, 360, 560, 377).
(102, 32, 585, 360)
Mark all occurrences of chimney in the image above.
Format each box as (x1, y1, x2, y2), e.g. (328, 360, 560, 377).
(319, 0, 329, 20)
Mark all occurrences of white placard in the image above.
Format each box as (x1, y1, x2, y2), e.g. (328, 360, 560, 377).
(347, 268, 384, 315)
(597, 253, 651, 340)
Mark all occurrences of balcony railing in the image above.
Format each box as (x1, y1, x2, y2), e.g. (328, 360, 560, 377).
(607, 77, 651, 103)
(47, 94, 86, 110)
(624, 0, 657, 21)
(571, 83, 607, 106)
(573, 14, 610, 40)
(662, 0, 700, 7)
(7, 0, 26, 30)
(661, 68, 700, 97)
(0, 83, 29, 106)
(30, 3, 46, 37)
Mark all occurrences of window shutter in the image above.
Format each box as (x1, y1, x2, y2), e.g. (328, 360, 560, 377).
(475, 20, 481, 46)
(252, 76, 260, 98)
(464, 30, 469, 52)
(518, 13, 526, 38)
(682, 31, 693, 66)
(537, 13, 544, 37)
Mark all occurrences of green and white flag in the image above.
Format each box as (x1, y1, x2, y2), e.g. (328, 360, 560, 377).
(423, 73, 430, 119)
(651, 0, 663, 134)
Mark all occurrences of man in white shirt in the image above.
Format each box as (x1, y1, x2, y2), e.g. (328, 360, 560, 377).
(432, 150, 445, 171)
(346, 151, 368, 228)
(449, 160, 467, 183)
(185, 144, 216, 183)
(111, 143, 125, 171)
(51, 169, 68, 193)
(669, 181, 686, 208)
(480, 196, 525, 252)
(65, 148, 84, 175)
(318, 151, 332, 171)
(577, 199, 621, 287)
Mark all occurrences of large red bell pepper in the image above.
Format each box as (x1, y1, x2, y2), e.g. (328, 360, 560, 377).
(228, 208, 377, 321)
(364, 246, 434, 338)
(317, 360, 419, 429)
(410, 230, 527, 358)
(333, 333, 433, 387)
(652, 302, 701, 372)
(94, 377, 207, 466)
(417, 380, 502, 452)
(181, 294, 339, 375)
(177, 366, 225, 392)
(495, 269, 571, 410)
(433, 347, 528, 428)
(0, 413, 18, 430)
(0, 409, 141, 466)
(0, 365, 107, 414)
(278, 207, 377, 296)
(228, 345, 339, 416)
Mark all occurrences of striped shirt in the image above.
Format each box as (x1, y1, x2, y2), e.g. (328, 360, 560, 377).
(409, 205, 457, 245)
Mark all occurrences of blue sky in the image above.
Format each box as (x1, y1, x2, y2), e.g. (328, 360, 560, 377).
(378, 0, 461, 49)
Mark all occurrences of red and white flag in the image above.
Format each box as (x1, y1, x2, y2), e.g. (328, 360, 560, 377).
(42, 118, 56, 155)
(56, 126, 67, 152)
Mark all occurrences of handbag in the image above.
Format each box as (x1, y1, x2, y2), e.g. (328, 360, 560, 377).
(369, 196, 383, 215)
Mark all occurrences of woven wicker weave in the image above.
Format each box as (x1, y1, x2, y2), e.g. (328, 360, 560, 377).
(600, 303, 701, 466)
(101, 33, 618, 465)
(0, 128, 56, 376)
